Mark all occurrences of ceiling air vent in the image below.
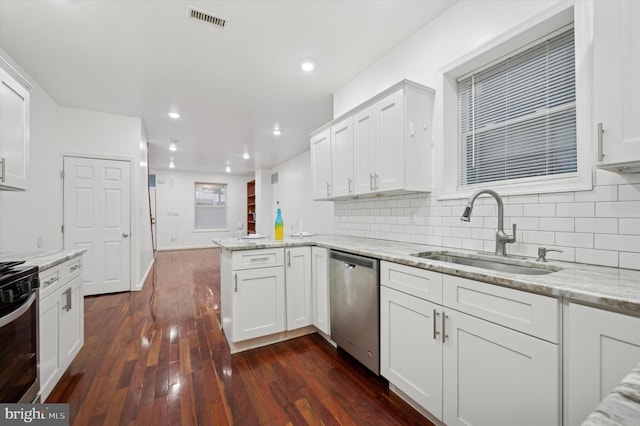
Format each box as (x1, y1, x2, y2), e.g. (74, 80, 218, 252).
(187, 6, 228, 29)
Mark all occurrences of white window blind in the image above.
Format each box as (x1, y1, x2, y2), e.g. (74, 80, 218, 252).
(458, 28, 576, 188)
(195, 182, 227, 229)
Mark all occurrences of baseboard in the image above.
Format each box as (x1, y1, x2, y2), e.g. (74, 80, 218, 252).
(226, 326, 317, 354)
(134, 256, 155, 291)
(156, 245, 217, 251)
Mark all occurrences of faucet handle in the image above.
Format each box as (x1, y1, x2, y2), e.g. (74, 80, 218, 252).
(510, 223, 517, 242)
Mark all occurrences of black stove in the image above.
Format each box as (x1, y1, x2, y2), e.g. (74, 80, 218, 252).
(0, 261, 39, 307)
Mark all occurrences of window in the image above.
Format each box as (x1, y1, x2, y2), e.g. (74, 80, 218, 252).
(194, 182, 227, 229)
(458, 28, 576, 189)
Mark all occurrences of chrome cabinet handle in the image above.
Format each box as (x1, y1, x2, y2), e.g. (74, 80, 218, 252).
(433, 310, 440, 340)
(369, 173, 374, 190)
(69, 264, 81, 272)
(348, 178, 353, 194)
(442, 313, 449, 343)
(326, 182, 331, 196)
(597, 122, 605, 161)
(44, 277, 59, 287)
(374, 173, 379, 190)
(249, 257, 270, 262)
(63, 288, 72, 311)
(234, 274, 238, 292)
(0, 157, 5, 183)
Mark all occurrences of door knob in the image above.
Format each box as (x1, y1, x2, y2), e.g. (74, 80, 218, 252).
(122, 233, 129, 238)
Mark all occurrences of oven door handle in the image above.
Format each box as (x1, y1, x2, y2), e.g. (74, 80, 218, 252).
(0, 292, 36, 328)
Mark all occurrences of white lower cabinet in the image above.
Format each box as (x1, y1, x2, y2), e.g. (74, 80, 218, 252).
(38, 255, 84, 401)
(285, 246, 312, 330)
(380, 261, 560, 426)
(565, 302, 640, 426)
(311, 247, 330, 335)
(232, 266, 286, 342)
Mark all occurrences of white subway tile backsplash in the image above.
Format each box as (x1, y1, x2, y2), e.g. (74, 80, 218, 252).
(471, 205, 497, 217)
(507, 194, 539, 204)
(596, 201, 640, 218)
(426, 235, 443, 246)
(619, 184, 640, 201)
(539, 218, 574, 232)
(620, 219, 640, 235)
(539, 192, 575, 203)
(522, 230, 555, 245)
(524, 204, 556, 217)
(509, 217, 539, 231)
(504, 205, 524, 217)
(619, 252, 640, 270)
(432, 226, 451, 237)
(461, 238, 484, 251)
(432, 206, 452, 216)
(595, 169, 640, 185)
(576, 248, 618, 267)
(442, 237, 462, 249)
(556, 203, 595, 217)
(451, 227, 472, 238)
(555, 232, 593, 248)
(575, 185, 618, 202)
(472, 228, 497, 240)
(575, 218, 618, 234)
(595, 234, 640, 252)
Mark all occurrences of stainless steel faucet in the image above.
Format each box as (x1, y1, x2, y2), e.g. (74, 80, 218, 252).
(460, 189, 516, 256)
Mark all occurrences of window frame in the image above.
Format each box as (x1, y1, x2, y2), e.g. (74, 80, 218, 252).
(435, 2, 593, 200)
(194, 182, 228, 230)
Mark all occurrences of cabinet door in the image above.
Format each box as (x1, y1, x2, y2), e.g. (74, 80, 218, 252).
(331, 117, 354, 197)
(443, 309, 559, 426)
(232, 266, 285, 342)
(566, 303, 640, 426)
(310, 129, 332, 200)
(285, 247, 312, 330)
(0, 67, 30, 190)
(311, 247, 330, 335)
(59, 276, 84, 368)
(375, 89, 405, 192)
(353, 105, 376, 195)
(381, 286, 443, 419)
(594, 0, 640, 167)
(39, 290, 62, 401)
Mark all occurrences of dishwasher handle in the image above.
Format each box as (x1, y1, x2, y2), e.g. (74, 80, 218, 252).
(329, 250, 378, 270)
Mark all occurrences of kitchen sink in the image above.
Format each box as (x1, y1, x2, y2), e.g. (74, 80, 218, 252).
(411, 251, 562, 275)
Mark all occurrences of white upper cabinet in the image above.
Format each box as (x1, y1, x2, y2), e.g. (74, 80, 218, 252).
(311, 80, 434, 200)
(594, 0, 640, 172)
(330, 116, 354, 197)
(310, 128, 332, 200)
(0, 62, 31, 190)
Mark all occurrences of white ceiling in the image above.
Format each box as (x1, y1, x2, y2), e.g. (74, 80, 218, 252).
(0, 0, 455, 175)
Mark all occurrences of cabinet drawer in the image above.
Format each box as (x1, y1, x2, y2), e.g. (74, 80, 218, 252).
(39, 265, 62, 299)
(443, 275, 559, 343)
(62, 256, 83, 283)
(232, 248, 284, 271)
(380, 261, 442, 304)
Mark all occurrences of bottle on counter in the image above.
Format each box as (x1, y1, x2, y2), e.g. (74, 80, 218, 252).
(275, 208, 284, 240)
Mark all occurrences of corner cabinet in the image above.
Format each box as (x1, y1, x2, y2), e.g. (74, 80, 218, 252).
(38, 255, 84, 402)
(593, 0, 640, 172)
(310, 80, 434, 200)
(565, 302, 640, 426)
(311, 247, 330, 335)
(285, 246, 312, 330)
(0, 61, 31, 190)
(380, 261, 560, 426)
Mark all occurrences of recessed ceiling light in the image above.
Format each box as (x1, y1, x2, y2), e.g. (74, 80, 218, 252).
(169, 140, 177, 151)
(273, 124, 281, 136)
(301, 61, 315, 72)
(169, 158, 175, 169)
(168, 112, 180, 119)
(242, 152, 250, 160)
(225, 166, 231, 173)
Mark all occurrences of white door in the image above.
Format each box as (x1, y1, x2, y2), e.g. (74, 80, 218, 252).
(331, 116, 354, 197)
(594, 0, 640, 166)
(566, 302, 640, 426)
(353, 105, 376, 195)
(443, 309, 559, 426)
(380, 286, 443, 418)
(376, 89, 405, 192)
(310, 128, 332, 200)
(64, 156, 131, 295)
(285, 246, 312, 330)
(311, 247, 330, 335)
(149, 186, 157, 251)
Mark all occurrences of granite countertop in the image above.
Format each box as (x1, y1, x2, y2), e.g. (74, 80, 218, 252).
(213, 234, 640, 314)
(582, 362, 640, 426)
(0, 248, 86, 271)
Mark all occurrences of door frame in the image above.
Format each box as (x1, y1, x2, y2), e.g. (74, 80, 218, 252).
(62, 153, 135, 292)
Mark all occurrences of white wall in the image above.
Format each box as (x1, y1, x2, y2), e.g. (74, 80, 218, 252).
(152, 169, 251, 249)
(331, 0, 640, 270)
(0, 49, 154, 289)
(269, 150, 334, 236)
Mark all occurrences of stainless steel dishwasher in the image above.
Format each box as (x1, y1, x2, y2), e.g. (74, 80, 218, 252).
(329, 250, 380, 375)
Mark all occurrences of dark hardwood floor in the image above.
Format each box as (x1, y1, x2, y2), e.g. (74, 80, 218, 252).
(47, 248, 434, 425)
